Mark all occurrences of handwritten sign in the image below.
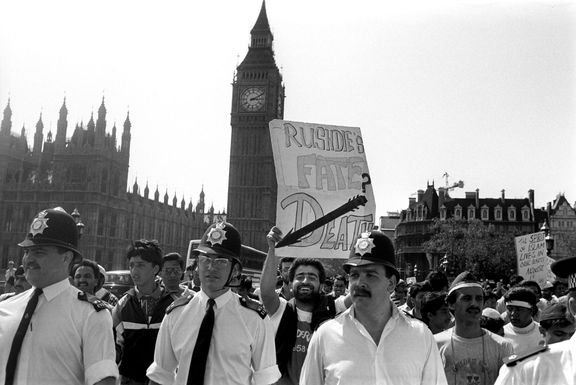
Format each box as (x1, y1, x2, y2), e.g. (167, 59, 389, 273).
(269, 120, 376, 259)
(515, 232, 552, 288)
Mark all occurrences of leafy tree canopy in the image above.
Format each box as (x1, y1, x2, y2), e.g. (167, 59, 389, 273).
(423, 218, 517, 280)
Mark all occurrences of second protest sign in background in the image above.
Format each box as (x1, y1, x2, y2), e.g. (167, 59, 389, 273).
(269, 119, 376, 259)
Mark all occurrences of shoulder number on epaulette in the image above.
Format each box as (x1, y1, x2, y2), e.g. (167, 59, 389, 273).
(166, 293, 194, 314)
(239, 296, 267, 319)
(504, 344, 548, 367)
(77, 292, 110, 312)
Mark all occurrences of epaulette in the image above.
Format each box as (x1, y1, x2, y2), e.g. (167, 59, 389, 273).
(78, 292, 111, 312)
(402, 310, 424, 322)
(503, 344, 548, 367)
(166, 292, 194, 314)
(239, 296, 267, 319)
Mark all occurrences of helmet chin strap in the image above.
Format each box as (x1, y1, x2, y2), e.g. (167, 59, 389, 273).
(223, 259, 242, 288)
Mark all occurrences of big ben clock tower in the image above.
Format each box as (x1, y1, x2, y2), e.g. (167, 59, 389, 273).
(227, 1, 285, 251)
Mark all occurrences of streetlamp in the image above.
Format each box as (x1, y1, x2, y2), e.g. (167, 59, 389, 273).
(540, 222, 554, 257)
(71, 208, 85, 239)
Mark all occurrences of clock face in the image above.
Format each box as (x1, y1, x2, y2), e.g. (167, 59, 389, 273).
(240, 87, 266, 112)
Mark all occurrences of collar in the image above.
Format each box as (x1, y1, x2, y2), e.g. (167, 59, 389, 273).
(349, 300, 399, 323)
(134, 282, 163, 300)
(198, 288, 232, 309)
(38, 278, 70, 302)
(510, 320, 537, 334)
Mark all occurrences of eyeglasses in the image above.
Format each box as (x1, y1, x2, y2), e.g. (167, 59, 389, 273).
(162, 267, 182, 275)
(198, 254, 230, 269)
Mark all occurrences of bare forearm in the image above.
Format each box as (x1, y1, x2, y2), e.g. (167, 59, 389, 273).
(261, 227, 282, 315)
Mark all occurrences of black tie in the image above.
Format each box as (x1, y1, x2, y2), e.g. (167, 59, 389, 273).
(187, 298, 216, 385)
(5, 288, 43, 385)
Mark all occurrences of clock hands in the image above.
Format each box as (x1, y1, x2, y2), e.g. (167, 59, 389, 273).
(249, 93, 265, 102)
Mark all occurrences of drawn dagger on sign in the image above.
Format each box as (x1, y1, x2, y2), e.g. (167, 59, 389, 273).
(275, 173, 372, 248)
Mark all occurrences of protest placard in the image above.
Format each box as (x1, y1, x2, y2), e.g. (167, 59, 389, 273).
(515, 231, 552, 288)
(269, 119, 376, 259)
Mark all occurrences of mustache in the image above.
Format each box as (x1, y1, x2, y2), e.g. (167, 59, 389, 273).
(352, 288, 371, 297)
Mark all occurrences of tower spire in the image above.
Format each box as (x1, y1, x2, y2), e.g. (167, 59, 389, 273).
(250, 1, 273, 49)
(1, 98, 12, 135)
(55, 97, 68, 151)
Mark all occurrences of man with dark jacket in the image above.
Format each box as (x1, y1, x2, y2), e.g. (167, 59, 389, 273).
(262, 227, 351, 385)
(112, 240, 174, 385)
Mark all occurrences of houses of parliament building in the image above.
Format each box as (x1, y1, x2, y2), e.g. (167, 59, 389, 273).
(0, 1, 282, 270)
(0, 97, 222, 270)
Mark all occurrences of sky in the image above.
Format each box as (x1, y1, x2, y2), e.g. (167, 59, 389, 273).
(1, 0, 575, 219)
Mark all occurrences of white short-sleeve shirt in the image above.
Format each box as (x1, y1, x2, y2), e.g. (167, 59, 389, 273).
(0, 279, 119, 385)
(147, 289, 280, 385)
(300, 304, 448, 385)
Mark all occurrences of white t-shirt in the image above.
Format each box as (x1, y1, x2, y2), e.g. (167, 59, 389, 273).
(435, 328, 514, 385)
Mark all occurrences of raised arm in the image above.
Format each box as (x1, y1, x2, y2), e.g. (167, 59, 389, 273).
(260, 226, 283, 316)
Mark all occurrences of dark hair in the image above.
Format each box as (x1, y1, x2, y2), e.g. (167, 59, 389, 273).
(484, 290, 498, 301)
(519, 280, 542, 297)
(240, 275, 253, 291)
(426, 271, 449, 292)
(480, 316, 505, 334)
(508, 274, 524, 287)
(279, 257, 295, 268)
(333, 274, 347, 285)
(420, 292, 447, 325)
(409, 281, 433, 299)
(126, 239, 163, 267)
(324, 278, 333, 286)
(71, 259, 101, 278)
(288, 257, 326, 283)
(504, 286, 538, 315)
(162, 252, 184, 270)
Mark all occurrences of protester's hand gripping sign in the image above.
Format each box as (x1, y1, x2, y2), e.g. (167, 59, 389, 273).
(515, 232, 555, 288)
(269, 120, 376, 259)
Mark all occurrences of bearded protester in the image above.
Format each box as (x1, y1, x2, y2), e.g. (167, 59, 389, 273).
(261, 226, 352, 385)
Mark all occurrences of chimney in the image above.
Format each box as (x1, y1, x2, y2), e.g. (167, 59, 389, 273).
(417, 189, 424, 202)
(409, 197, 416, 206)
(465, 191, 475, 199)
(475, 188, 480, 209)
(501, 189, 505, 204)
(438, 187, 446, 207)
(528, 189, 534, 207)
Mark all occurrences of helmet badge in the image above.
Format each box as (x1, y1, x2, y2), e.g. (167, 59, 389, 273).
(30, 210, 49, 237)
(207, 222, 227, 246)
(354, 232, 375, 256)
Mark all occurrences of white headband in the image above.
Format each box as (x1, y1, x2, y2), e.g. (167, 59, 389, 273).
(448, 282, 483, 295)
(506, 300, 533, 309)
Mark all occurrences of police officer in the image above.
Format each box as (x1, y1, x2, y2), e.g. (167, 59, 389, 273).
(495, 254, 576, 385)
(147, 221, 280, 385)
(0, 207, 118, 385)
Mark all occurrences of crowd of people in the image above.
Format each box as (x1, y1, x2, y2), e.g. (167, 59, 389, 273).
(0, 206, 575, 384)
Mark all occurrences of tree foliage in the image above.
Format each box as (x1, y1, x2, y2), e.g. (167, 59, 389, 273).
(423, 218, 517, 280)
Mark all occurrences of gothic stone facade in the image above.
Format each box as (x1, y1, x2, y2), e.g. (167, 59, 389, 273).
(0, 98, 221, 271)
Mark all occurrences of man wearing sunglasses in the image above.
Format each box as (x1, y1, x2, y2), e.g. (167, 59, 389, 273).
(147, 222, 280, 385)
